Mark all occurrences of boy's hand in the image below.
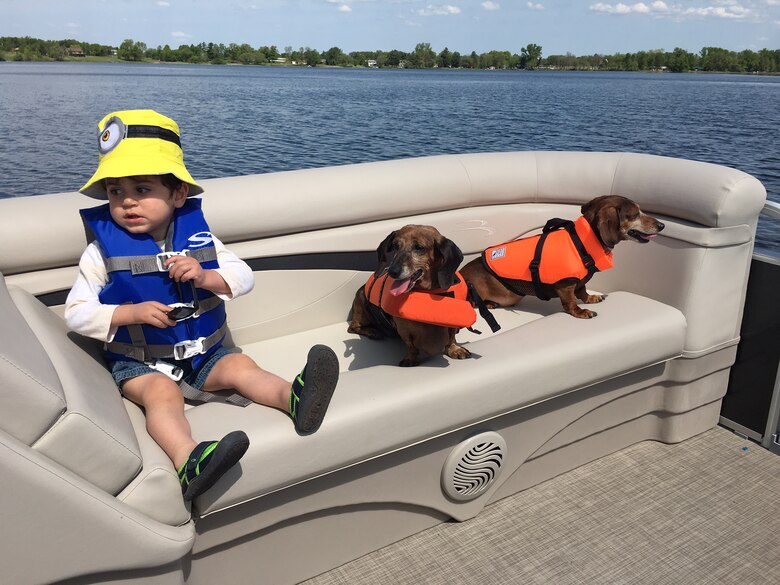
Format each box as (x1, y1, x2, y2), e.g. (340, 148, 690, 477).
(164, 255, 204, 286)
(112, 301, 176, 329)
(163, 255, 232, 296)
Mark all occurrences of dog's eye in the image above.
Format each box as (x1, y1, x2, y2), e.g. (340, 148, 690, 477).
(412, 243, 426, 253)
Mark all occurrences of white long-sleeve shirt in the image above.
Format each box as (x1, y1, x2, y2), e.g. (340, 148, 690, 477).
(64, 236, 254, 343)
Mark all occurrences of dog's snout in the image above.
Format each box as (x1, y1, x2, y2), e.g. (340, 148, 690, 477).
(387, 260, 403, 279)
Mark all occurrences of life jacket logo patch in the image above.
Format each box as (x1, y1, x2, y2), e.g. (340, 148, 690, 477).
(490, 247, 506, 261)
(188, 231, 213, 248)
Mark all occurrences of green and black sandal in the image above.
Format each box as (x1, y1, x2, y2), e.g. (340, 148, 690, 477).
(289, 345, 339, 434)
(178, 430, 250, 502)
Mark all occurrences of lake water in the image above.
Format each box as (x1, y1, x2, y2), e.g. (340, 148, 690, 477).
(1, 62, 777, 253)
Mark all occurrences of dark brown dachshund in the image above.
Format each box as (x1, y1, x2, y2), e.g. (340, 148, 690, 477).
(348, 224, 471, 367)
(460, 195, 665, 319)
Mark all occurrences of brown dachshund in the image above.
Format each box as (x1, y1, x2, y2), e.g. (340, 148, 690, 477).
(460, 195, 665, 319)
(348, 224, 472, 367)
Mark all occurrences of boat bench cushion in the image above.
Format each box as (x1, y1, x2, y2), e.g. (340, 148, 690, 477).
(0, 277, 142, 495)
(184, 291, 686, 516)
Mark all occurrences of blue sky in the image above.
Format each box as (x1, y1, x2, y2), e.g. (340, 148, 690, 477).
(2, 1, 778, 56)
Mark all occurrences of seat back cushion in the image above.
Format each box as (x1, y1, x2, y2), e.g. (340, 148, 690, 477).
(0, 276, 66, 444)
(3, 278, 142, 495)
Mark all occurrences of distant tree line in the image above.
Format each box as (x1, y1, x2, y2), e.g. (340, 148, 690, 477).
(2, 36, 778, 73)
(545, 47, 779, 73)
(0, 36, 114, 60)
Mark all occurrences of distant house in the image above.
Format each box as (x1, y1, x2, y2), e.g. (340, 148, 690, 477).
(366, 59, 377, 68)
(66, 46, 85, 57)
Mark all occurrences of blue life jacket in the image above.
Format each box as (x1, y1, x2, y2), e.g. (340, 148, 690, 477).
(80, 198, 227, 368)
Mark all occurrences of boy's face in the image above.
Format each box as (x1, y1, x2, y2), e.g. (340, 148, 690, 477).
(106, 175, 188, 241)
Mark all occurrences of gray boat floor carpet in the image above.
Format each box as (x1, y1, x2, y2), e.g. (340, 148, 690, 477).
(303, 426, 780, 585)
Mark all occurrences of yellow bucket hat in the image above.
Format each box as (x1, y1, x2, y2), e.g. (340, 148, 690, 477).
(80, 109, 203, 199)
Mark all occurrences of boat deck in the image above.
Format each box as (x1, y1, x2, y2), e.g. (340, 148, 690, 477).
(304, 426, 780, 584)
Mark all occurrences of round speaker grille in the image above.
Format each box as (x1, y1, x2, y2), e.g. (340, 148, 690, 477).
(441, 432, 507, 501)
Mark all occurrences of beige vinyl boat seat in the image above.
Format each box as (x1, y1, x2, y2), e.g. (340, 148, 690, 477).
(0, 151, 767, 585)
(0, 268, 687, 523)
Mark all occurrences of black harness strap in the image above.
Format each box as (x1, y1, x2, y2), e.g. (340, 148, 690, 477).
(529, 218, 598, 300)
(480, 254, 532, 299)
(466, 282, 501, 334)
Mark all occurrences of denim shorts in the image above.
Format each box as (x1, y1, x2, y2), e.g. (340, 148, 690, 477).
(110, 346, 241, 391)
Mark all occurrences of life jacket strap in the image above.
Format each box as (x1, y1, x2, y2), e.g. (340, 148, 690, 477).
(189, 294, 222, 318)
(178, 379, 252, 407)
(529, 218, 597, 301)
(466, 282, 501, 334)
(106, 320, 228, 362)
(143, 358, 251, 407)
(365, 270, 397, 337)
(104, 247, 218, 275)
(480, 254, 532, 299)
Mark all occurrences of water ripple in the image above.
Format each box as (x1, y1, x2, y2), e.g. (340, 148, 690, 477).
(0, 63, 777, 252)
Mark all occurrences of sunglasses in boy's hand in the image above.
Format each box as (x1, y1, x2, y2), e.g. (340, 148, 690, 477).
(167, 280, 200, 322)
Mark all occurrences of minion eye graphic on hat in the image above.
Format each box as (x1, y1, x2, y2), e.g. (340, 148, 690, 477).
(80, 109, 203, 200)
(97, 117, 126, 155)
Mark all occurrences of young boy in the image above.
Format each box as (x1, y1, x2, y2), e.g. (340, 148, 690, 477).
(65, 109, 339, 502)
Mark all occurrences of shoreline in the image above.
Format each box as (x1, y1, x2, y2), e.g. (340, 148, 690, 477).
(1, 57, 778, 76)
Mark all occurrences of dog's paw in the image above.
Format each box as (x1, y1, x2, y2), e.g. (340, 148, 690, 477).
(587, 294, 606, 304)
(446, 344, 471, 360)
(399, 357, 420, 367)
(569, 309, 597, 319)
(348, 324, 383, 339)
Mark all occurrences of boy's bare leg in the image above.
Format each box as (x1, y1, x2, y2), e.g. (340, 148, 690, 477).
(121, 373, 197, 469)
(202, 347, 339, 434)
(202, 352, 290, 411)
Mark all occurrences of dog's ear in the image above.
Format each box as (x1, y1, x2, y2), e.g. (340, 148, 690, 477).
(375, 231, 397, 275)
(581, 195, 610, 221)
(596, 205, 621, 249)
(433, 236, 464, 289)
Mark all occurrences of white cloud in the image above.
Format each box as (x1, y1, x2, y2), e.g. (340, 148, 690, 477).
(682, 4, 750, 18)
(589, 2, 662, 14)
(339, 4, 352, 11)
(417, 4, 462, 16)
(589, 1, 752, 18)
(481, 1, 501, 10)
(171, 31, 191, 39)
(157, 1, 170, 7)
(65, 22, 80, 29)
(527, 1, 545, 10)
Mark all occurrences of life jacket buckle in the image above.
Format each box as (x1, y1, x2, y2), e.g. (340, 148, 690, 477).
(145, 359, 184, 381)
(173, 337, 207, 360)
(156, 250, 190, 272)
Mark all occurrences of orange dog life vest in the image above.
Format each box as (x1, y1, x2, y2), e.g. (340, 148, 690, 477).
(482, 216, 613, 300)
(364, 271, 477, 329)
